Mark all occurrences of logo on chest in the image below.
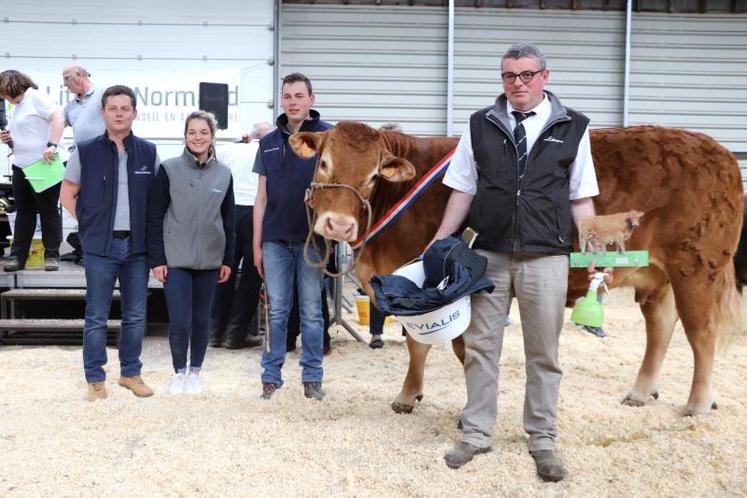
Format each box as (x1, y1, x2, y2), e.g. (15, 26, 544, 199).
(133, 165, 152, 175)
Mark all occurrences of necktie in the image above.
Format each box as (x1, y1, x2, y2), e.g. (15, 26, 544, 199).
(512, 110, 535, 179)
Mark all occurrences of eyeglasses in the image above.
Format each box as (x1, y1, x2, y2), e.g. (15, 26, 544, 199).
(501, 70, 544, 84)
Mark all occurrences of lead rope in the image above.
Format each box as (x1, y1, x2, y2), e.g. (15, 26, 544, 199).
(260, 283, 271, 353)
(303, 182, 373, 277)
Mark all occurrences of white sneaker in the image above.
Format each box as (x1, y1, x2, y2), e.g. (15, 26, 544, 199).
(168, 373, 185, 395)
(185, 374, 202, 395)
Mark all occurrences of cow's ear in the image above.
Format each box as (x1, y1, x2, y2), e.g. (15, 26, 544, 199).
(379, 153, 416, 183)
(289, 132, 323, 159)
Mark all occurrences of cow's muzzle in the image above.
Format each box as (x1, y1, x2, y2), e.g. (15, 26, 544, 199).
(315, 213, 358, 241)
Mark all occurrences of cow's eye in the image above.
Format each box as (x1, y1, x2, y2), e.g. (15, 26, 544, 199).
(319, 160, 328, 171)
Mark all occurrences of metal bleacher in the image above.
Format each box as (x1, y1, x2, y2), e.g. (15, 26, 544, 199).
(0, 261, 160, 345)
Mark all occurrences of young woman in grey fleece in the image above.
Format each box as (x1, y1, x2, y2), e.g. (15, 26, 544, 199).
(147, 110, 235, 395)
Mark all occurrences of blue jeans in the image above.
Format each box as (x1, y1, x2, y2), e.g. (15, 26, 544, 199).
(164, 267, 219, 372)
(82, 238, 149, 383)
(261, 241, 324, 385)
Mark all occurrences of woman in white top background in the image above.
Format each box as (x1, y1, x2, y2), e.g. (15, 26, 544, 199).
(0, 70, 64, 271)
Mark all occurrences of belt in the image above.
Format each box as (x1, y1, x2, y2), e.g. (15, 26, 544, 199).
(112, 230, 130, 239)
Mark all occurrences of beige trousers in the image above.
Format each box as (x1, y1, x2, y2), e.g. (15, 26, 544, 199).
(460, 251, 568, 452)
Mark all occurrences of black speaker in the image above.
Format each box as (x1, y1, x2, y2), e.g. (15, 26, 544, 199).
(0, 97, 8, 130)
(198, 82, 229, 130)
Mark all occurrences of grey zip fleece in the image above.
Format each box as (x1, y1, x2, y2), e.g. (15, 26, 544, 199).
(147, 147, 235, 270)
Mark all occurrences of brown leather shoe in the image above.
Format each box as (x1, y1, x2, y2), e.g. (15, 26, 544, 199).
(531, 449, 565, 482)
(303, 382, 326, 401)
(118, 375, 154, 398)
(87, 381, 108, 401)
(260, 383, 279, 400)
(444, 442, 492, 469)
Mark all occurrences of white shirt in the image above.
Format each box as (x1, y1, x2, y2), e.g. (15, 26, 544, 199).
(443, 93, 598, 200)
(8, 88, 66, 167)
(216, 140, 260, 206)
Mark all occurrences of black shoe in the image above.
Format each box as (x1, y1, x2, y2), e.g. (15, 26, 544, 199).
(531, 450, 565, 482)
(369, 335, 384, 349)
(60, 251, 81, 263)
(44, 258, 59, 271)
(245, 335, 262, 348)
(444, 442, 491, 469)
(209, 334, 224, 348)
(303, 382, 325, 401)
(224, 335, 263, 349)
(3, 257, 24, 272)
(223, 339, 243, 349)
(260, 383, 279, 400)
(581, 325, 608, 338)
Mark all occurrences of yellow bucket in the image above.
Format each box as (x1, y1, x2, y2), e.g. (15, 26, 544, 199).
(28, 239, 45, 268)
(354, 294, 392, 326)
(355, 295, 370, 325)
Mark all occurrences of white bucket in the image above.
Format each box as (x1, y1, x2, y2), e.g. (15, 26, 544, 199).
(392, 260, 471, 345)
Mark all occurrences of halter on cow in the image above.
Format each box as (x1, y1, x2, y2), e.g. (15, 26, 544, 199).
(303, 179, 372, 277)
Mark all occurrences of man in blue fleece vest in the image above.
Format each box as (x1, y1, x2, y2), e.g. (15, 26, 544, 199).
(60, 85, 159, 401)
(252, 73, 331, 401)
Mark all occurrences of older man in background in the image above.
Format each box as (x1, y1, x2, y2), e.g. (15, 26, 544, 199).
(210, 121, 273, 349)
(62, 64, 106, 146)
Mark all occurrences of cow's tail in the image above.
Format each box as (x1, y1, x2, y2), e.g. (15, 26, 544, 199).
(714, 260, 744, 351)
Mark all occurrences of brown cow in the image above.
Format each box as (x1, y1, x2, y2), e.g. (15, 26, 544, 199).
(290, 122, 743, 416)
(578, 209, 644, 253)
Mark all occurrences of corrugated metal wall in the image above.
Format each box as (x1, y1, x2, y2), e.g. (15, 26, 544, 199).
(628, 13, 747, 153)
(280, 5, 627, 136)
(453, 8, 626, 134)
(280, 5, 449, 136)
(738, 157, 747, 188)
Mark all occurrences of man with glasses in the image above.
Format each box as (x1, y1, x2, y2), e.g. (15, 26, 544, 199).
(431, 42, 600, 481)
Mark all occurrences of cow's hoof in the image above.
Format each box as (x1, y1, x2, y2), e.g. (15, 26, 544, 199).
(390, 393, 424, 414)
(621, 396, 645, 407)
(621, 390, 658, 407)
(684, 400, 717, 416)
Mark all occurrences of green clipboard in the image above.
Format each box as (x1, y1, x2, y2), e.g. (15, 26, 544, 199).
(22, 154, 65, 193)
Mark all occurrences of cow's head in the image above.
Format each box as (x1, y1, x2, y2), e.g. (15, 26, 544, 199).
(289, 121, 416, 242)
(626, 209, 645, 230)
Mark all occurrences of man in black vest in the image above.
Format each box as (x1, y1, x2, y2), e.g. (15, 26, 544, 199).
(432, 43, 602, 481)
(60, 85, 159, 401)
